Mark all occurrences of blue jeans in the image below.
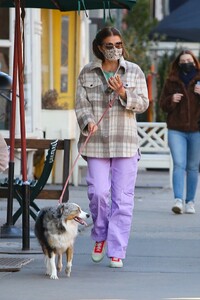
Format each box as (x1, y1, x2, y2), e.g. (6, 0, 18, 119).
(168, 129, 200, 203)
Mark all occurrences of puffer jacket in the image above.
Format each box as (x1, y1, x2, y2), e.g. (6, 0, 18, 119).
(159, 72, 200, 132)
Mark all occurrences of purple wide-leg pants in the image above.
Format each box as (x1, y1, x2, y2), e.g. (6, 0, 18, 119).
(86, 153, 139, 259)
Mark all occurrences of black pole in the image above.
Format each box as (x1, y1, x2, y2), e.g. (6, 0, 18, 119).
(62, 139, 70, 202)
(6, 161, 15, 225)
(22, 184, 30, 250)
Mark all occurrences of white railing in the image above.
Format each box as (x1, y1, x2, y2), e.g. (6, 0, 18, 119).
(138, 122, 172, 188)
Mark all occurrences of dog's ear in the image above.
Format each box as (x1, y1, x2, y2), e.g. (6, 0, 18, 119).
(56, 204, 65, 217)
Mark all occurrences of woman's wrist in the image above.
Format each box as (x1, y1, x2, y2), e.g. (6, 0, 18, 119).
(118, 87, 127, 100)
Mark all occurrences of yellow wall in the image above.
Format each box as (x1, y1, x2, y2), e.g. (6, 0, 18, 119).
(41, 10, 77, 110)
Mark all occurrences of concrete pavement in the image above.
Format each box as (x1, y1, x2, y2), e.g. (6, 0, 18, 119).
(0, 169, 200, 300)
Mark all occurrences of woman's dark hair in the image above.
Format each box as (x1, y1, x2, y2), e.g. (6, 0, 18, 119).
(170, 49, 200, 76)
(92, 27, 128, 61)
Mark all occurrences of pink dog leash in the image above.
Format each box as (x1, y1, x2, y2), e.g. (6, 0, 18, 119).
(58, 85, 123, 204)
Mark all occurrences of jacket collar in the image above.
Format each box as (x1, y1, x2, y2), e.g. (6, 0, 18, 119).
(89, 56, 127, 73)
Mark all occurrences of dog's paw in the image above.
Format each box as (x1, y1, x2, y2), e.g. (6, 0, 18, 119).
(45, 270, 51, 276)
(65, 267, 71, 277)
(50, 273, 59, 280)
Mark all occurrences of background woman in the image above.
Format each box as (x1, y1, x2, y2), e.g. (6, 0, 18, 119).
(159, 49, 200, 214)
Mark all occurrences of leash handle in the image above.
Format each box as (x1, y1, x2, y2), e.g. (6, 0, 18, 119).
(58, 84, 123, 204)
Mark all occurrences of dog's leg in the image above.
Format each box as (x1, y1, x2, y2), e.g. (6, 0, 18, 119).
(65, 246, 73, 277)
(44, 255, 51, 276)
(49, 252, 58, 279)
(57, 253, 63, 272)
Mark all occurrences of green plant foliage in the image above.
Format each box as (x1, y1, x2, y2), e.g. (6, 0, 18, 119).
(121, 0, 157, 76)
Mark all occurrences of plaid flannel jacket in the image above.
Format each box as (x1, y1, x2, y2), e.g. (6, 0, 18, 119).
(75, 57, 149, 158)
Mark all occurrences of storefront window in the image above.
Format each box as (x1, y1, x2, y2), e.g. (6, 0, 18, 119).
(60, 16, 69, 93)
(0, 8, 10, 130)
(41, 10, 50, 104)
(0, 9, 9, 40)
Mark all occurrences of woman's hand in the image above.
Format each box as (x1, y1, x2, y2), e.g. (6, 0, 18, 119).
(88, 122, 98, 134)
(108, 75, 126, 99)
(172, 93, 183, 103)
(194, 83, 200, 95)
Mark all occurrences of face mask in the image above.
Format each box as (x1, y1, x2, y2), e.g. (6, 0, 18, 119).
(179, 62, 196, 73)
(103, 47, 123, 61)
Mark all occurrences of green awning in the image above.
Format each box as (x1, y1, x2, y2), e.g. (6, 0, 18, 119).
(0, 0, 137, 11)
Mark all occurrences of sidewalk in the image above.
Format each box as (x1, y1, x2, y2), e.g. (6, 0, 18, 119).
(0, 169, 200, 300)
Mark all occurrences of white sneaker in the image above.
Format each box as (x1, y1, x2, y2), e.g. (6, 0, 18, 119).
(172, 199, 183, 214)
(109, 257, 123, 268)
(185, 202, 195, 214)
(91, 241, 106, 263)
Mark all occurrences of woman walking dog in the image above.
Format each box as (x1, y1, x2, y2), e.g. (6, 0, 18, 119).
(75, 27, 149, 267)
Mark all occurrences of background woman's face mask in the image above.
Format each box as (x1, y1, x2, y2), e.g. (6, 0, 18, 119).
(179, 62, 196, 73)
(103, 47, 123, 61)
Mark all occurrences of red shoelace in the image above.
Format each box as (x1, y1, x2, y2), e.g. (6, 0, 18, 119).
(111, 257, 121, 262)
(94, 241, 105, 253)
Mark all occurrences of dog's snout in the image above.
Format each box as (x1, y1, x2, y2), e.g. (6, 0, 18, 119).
(86, 213, 90, 218)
